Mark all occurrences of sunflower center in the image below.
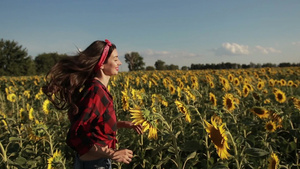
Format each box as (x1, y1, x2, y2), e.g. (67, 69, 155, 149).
(277, 93, 283, 100)
(210, 128, 224, 147)
(270, 160, 276, 169)
(266, 124, 274, 130)
(226, 98, 233, 108)
(253, 108, 264, 115)
(210, 97, 215, 104)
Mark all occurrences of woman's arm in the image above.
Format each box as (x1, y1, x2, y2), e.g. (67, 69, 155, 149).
(117, 121, 143, 134)
(79, 144, 133, 164)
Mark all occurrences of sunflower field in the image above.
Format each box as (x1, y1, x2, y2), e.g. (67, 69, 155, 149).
(0, 67, 300, 169)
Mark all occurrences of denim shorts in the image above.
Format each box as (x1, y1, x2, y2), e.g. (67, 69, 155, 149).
(74, 154, 112, 169)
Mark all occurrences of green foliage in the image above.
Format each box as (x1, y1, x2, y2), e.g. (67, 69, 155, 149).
(0, 39, 35, 76)
(125, 52, 145, 71)
(154, 60, 165, 70)
(34, 52, 67, 75)
(0, 67, 300, 168)
(146, 66, 155, 71)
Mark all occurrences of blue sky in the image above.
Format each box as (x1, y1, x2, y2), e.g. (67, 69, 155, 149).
(1, 1, 299, 71)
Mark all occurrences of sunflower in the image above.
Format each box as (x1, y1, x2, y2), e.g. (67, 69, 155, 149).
(212, 114, 222, 125)
(250, 106, 269, 119)
(177, 79, 184, 89)
(163, 78, 169, 88)
(175, 100, 191, 123)
(242, 85, 250, 98)
(264, 99, 271, 104)
(269, 79, 275, 87)
(191, 76, 199, 89)
(268, 153, 279, 169)
(209, 80, 215, 88)
(151, 94, 168, 107)
(35, 88, 44, 100)
(228, 73, 234, 82)
(257, 81, 265, 90)
(235, 87, 242, 97)
(279, 79, 286, 86)
(23, 90, 31, 99)
(265, 121, 277, 132)
(252, 92, 260, 101)
(129, 107, 158, 139)
(223, 93, 236, 112)
(7, 93, 17, 102)
(177, 86, 182, 98)
(287, 80, 294, 87)
(204, 116, 230, 160)
(269, 111, 283, 128)
(206, 75, 212, 82)
(0, 111, 8, 130)
(220, 77, 231, 91)
(246, 83, 254, 91)
(28, 108, 34, 121)
(121, 91, 130, 111)
(273, 88, 286, 103)
(42, 99, 51, 115)
(168, 84, 176, 95)
(184, 89, 196, 102)
(136, 77, 140, 86)
(291, 97, 300, 111)
(19, 108, 25, 120)
(209, 92, 217, 107)
(233, 77, 240, 86)
(47, 150, 63, 169)
(148, 80, 152, 88)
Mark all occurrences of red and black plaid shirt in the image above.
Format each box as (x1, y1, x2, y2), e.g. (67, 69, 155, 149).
(67, 79, 117, 156)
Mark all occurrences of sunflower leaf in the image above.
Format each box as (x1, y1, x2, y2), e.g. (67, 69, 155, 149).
(185, 151, 197, 162)
(244, 148, 269, 157)
(211, 164, 229, 169)
(9, 137, 25, 142)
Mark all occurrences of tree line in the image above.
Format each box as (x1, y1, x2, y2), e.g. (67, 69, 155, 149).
(0, 39, 299, 76)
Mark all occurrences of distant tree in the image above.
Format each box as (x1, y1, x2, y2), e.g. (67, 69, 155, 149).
(154, 60, 165, 70)
(165, 64, 179, 70)
(278, 62, 291, 67)
(23, 57, 36, 75)
(146, 66, 155, 71)
(34, 52, 67, 75)
(0, 39, 35, 76)
(262, 63, 276, 67)
(124, 52, 145, 71)
(181, 66, 189, 70)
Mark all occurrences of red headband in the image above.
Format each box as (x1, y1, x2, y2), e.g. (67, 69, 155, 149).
(94, 39, 112, 72)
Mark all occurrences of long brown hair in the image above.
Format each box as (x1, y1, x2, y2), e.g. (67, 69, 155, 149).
(42, 40, 116, 116)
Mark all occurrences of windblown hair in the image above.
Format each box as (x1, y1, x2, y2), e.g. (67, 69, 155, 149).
(42, 40, 116, 116)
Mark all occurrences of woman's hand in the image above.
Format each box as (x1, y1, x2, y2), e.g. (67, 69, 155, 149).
(117, 121, 143, 135)
(112, 149, 133, 164)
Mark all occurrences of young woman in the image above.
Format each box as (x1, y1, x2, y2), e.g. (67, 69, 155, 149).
(43, 39, 142, 169)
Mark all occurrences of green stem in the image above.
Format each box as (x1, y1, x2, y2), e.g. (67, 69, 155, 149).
(226, 125, 240, 169)
(191, 106, 212, 167)
(0, 141, 8, 168)
(156, 113, 182, 168)
(289, 120, 299, 168)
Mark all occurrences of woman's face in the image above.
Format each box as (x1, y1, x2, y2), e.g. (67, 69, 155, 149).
(102, 49, 122, 76)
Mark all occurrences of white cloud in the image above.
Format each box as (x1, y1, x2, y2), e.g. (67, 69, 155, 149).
(222, 43, 249, 55)
(141, 49, 170, 56)
(213, 42, 249, 56)
(213, 43, 281, 56)
(255, 45, 281, 54)
(292, 41, 300, 46)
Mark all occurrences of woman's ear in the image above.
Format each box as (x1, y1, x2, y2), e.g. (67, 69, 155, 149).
(100, 64, 105, 70)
